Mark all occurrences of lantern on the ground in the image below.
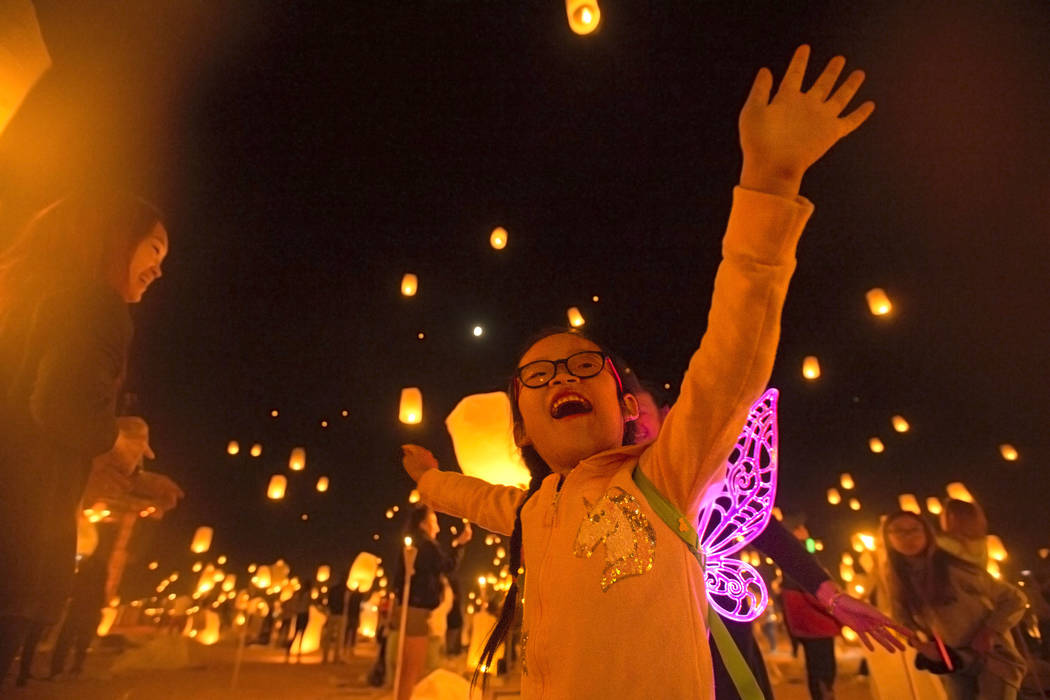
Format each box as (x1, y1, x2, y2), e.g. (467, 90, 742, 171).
(400, 273, 418, 297)
(999, 444, 1018, 461)
(289, 447, 306, 471)
(865, 288, 892, 316)
(891, 415, 909, 433)
(567, 307, 585, 328)
(946, 482, 975, 503)
(898, 494, 920, 514)
(190, 527, 213, 554)
(565, 0, 601, 34)
(986, 535, 1007, 562)
(445, 392, 530, 488)
(802, 356, 821, 380)
(826, 488, 841, 505)
(490, 227, 508, 250)
(316, 476, 329, 493)
(399, 388, 423, 424)
(348, 552, 380, 592)
(926, 497, 943, 515)
(267, 474, 287, 500)
(227, 441, 240, 455)
(869, 437, 885, 453)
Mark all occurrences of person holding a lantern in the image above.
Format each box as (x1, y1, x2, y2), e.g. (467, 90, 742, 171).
(401, 45, 887, 698)
(0, 192, 171, 685)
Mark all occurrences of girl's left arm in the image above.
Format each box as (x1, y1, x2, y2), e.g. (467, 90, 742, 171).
(639, 46, 874, 517)
(980, 573, 1028, 636)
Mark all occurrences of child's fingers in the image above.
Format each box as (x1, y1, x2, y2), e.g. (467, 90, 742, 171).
(808, 55, 846, 101)
(744, 67, 773, 108)
(777, 44, 811, 95)
(827, 69, 866, 112)
(855, 629, 875, 652)
(839, 101, 875, 136)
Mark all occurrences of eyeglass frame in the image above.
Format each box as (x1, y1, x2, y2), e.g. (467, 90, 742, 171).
(514, 350, 624, 394)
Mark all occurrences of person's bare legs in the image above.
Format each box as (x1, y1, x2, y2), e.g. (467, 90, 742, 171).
(397, 635, 428, 700)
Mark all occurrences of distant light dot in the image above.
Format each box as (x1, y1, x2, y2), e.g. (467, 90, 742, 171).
(490, 227, 508, 250)
(663, 383, 671, 390)
(592, 295, 599, 303)
(473, 325, 484, 337)
(320, 420, 328, 428)
(372, 533, 380, 541)
(301, 514, 309, 521)
(417, 332, 425, 340)
(341, 410, 348, 417)
(270, 410, 279, 418)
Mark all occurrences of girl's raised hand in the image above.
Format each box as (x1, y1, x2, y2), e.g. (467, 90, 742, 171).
(401, 444, 439, 482)
(738, 45, 875, 197)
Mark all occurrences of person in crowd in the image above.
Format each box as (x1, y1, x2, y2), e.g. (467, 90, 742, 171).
(938, 499, 990, 568)
(882, 510, 1027, 699)
(0, 192, 170, 685)
(285, 580, 313, 663)
(47, 548, 109, 679)
(390, 505, 471, 700)
(402, 45, 880, 697)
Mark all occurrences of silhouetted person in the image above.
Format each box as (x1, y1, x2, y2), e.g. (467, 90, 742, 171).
(49, 552, 109, 678)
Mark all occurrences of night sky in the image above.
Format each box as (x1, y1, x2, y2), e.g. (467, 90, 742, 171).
(3, 1, 1049, 597)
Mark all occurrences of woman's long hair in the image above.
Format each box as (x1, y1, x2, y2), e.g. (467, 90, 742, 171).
(881, 510, 980, 622)
(0, 191, 164, 321)
(471, 327, 637, 688)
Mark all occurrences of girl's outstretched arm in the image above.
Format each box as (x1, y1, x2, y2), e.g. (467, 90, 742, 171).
(639, 46, 874, 517)
(402, 444, 525, 536)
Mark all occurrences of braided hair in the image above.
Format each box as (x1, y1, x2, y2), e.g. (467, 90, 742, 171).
(471, 328, 636, 689)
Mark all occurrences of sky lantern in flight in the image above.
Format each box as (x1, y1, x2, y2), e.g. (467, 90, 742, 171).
(898, 494, 921, 514)
(946, 482, 975, 503)
(267, 474, 287, 500)
(891, 415, 909, 433)
(840, 473, 855, 490)
(227, 441, 240, 455)
(490, 227, 508, 250)
(289, 447, 306, 471)
(399, 388, 423, 424)
(400, 273, 418, 297)
(848, 498, 861, 511)
(316, 476, 329, 492)
(445, 392, 531, 488)
(316, 565, 331, 583)
(802, 356, 821, 380)
(865, 288, 892, 316)
(566, 307, 585, 328)
(190, 527, 213, 554)
(999, 444, 1018, 461)
(250, 443, 262, 457)
(868, 437, 885, 453)
(408, 489, 421, 504)
(926, 497, 943, 515)
(566, 0, 601, 34)
(826, 488, 841, 505)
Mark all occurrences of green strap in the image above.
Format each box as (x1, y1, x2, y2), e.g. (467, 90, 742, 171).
(633, 467, 765, 700)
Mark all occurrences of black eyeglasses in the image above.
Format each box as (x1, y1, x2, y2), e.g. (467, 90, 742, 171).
(515, 351, 622, 390)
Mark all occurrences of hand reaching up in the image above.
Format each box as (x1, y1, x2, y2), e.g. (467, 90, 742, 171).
(402, 444, 438, 482)
(739, 45, 875, 197)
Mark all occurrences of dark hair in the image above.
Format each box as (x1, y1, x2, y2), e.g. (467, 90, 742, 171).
(472, 327, 635, 688)
(0, 191, 164, 318)
(882, 510, 980, 619)
(405, 504, 434, 538)
(639, 380, 674, 410)
(941, 499, 988, 540)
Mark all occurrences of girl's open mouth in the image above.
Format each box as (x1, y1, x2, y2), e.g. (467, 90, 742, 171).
(550, 392, 593, 419)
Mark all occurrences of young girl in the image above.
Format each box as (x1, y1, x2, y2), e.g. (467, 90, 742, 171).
(938, 498, 990, 568)
(882, 511, 1027, 699)
(403, 46, 875, 698)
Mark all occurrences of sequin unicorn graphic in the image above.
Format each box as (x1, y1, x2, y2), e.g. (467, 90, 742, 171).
(574, 488, 656, 592)
(698, 387, 779, 622)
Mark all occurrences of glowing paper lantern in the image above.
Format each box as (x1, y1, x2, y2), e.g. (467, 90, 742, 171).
(567, 307, 585, 328)
(826, 488, 842, 505)
(839, 563, 855, 582)
(348, 552, 380, 592)
(97, 606, 118, 637)
(316, 476, 329, 493)
(859, 533, 876, 551)
(999, 444, 1018, 461)
(250, 443, 262, 457)
(869, 437, 885, 454)
(399, 387, 423, 424)
(316, 565, 331, 583)
(251, 566, 271, 589)
(926, 497, 943, 515)
(840, 473, 855, 490)
(865, 288, 892, 316)
(490, 227, 508, 250)
(987, 560, 1002, 579)
(986, 535, 1007, 562)
(222, 575, 237, 593)
(148, 561, 158, 571)
(227, 440, 240, 455)
(849, 498, 861, 511)
(190, 527, 213, 554)
(802, 356, 821, 380)
(267, 474, 287, 500)
(472, 325, 484, 337)
(946, 482, 975, 503)
(892, 415, 909, 433)
(445, 392, 530, 488)
(565, 0, 601, 34)
(842, 553, 854, 566)
(289, 447, 306, 471)
(408, 489, 421, 504)
(400, 273, 418, 297)
(850, 534, 864, 553)
(0, 0, 51, 137)
(898, 494, 921, 514)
